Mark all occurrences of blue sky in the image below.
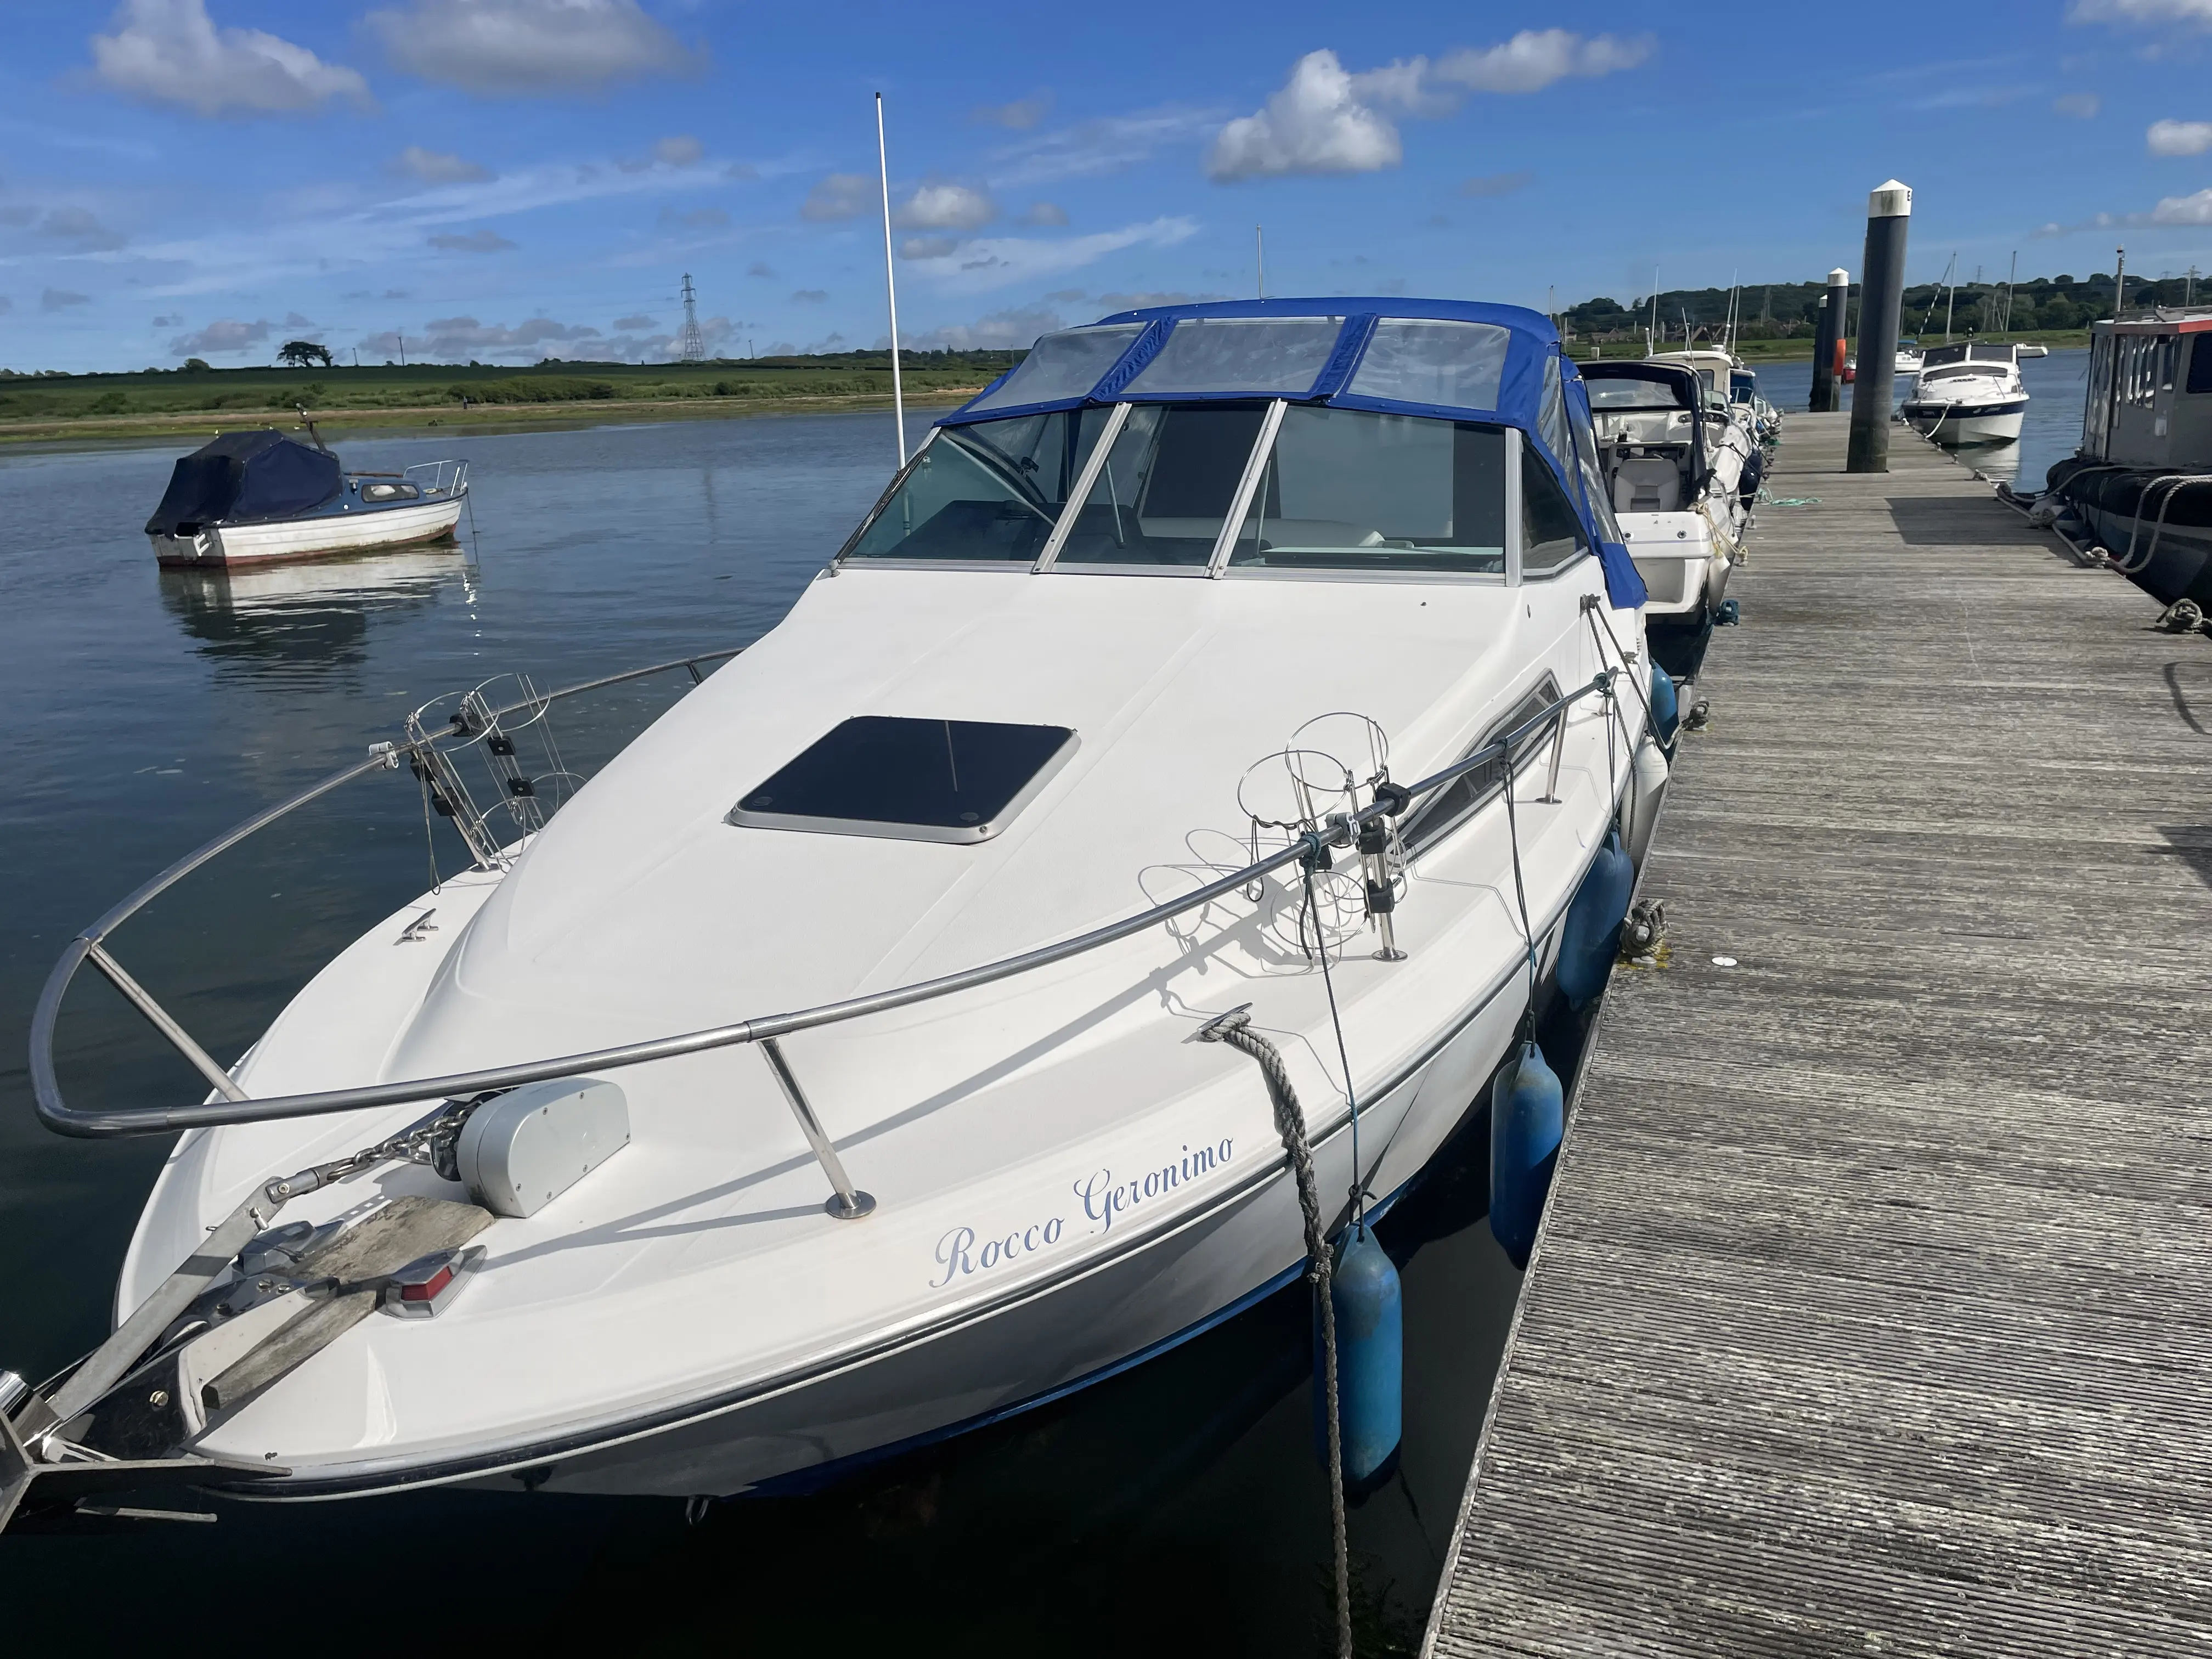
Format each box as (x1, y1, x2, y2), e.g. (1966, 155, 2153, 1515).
(9, 0, 2212, 371)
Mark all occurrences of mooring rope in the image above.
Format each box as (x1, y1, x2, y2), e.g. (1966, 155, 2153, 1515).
(1198, 1006, 1352, 1659)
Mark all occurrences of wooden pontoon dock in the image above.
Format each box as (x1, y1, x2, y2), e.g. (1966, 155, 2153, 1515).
(1425, 411, 2212, 1656)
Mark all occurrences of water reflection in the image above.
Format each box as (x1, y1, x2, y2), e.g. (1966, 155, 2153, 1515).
(158, 549, 476, 677)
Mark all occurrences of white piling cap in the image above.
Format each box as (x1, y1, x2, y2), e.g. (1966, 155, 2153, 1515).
(1868, 180, 1912, 218)
(1829, 267, 1850, 285)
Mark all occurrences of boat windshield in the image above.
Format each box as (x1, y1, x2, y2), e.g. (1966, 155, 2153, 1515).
(842, 408, 1114, 562)
(1226, 407, 1506, 574)
(1584, 374, 1691, 411)
(1056, 402, 1272, 566)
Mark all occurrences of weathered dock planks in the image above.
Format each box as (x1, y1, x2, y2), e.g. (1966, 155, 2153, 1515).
(1424, 412, 2212, 1657)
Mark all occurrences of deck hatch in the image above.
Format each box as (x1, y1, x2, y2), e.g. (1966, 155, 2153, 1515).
(728, 716, 1079, 844)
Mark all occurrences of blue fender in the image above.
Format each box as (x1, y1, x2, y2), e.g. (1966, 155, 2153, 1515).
(1555, 832, 1632, 1008)
(1489, 1041, 1563, 1268)
(1649, 661, 1679, 749)
(1314, 1226, 1403, 1492)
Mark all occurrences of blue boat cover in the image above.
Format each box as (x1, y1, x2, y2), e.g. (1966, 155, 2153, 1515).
(946, 297, 1644, 608)
(144, 429, 342, 535)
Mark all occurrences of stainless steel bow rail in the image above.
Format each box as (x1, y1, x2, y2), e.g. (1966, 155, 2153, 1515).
(9, 643, 1650, 1530)
(30, 646, 1649, 1213)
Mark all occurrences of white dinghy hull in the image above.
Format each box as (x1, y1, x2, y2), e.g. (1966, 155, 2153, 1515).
(150, 495, 464, 567)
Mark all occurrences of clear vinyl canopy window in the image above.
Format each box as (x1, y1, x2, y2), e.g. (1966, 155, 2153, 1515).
(1344, 320, 1509, 413)
(1122, 317, 1345, 398)
(729, 716, 1079, 843)
(965, 324, 1147, 413)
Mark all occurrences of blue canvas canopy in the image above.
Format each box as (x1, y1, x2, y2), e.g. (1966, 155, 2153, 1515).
(943, 298, 1645, 609)
(144, 430, 342, 537)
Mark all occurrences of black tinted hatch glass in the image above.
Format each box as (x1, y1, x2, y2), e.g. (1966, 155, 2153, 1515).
(729, 716, 1079, 843)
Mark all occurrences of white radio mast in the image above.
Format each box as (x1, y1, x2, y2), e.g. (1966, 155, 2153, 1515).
(876, 92, 907, 466)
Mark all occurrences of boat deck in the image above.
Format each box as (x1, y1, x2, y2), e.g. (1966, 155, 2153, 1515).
(1424, 411, 2212, 1655)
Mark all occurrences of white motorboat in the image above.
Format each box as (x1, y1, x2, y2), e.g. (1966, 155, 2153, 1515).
(1895, 343, 1925, 376)
(145, 427, 468, 567)
(9, 300, 1664, 1527)
(1582, 358, 1756, 629)
(1900, 343, 2029, 445)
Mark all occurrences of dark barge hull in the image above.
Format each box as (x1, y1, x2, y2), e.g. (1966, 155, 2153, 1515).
(2046, 457, 2212, 608)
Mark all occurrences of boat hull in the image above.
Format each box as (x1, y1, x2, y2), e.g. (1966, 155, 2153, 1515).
(212, 878, 1585, 1506)
(2047, 459, 2212, 607)
(1902, 400, 2025, 447)
(150, 495, 465, 567)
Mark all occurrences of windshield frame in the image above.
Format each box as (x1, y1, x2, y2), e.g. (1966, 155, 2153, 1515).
(839, 397, 1576, 586)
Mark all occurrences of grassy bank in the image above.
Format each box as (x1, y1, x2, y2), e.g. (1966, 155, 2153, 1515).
(0, 351, 1011, 446)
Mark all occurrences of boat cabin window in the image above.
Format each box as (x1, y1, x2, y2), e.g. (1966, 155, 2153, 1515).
(1346, 320, 1509, 411)
(1520, 448, 1591, 576)
(1224, 408, 1506, 574)
(2190, 336, 2212, 396)
(1399, 677, 1562, 857)
(1123, 317, 1344, 398)
(728, 716, 1079, 844)
(966, 325, 1144, 413)
(841, 409, 1113, 563)
(1056, 402, 1272, 566)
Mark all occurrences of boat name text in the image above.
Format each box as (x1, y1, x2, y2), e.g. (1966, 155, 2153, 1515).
(1074, 1139, 1234, 1235)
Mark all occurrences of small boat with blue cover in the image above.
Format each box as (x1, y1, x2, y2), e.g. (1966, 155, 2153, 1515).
(10, 298, 1663, 1530)
(144, 427, 468, 568)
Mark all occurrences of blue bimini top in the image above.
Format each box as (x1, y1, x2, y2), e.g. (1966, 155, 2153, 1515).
(941, 297, 1646, 610)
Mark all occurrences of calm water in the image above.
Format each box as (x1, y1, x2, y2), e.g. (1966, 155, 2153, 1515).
(1747, 348, 2090, 485)
(0, 410, 1523, 1654)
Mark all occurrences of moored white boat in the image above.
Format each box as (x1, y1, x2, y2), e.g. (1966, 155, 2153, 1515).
(144, 428, 467, 567)
(1582, 358, 1755, 629)
(1900, 343, 2029, 445)
(10, 300, 1663, 1525)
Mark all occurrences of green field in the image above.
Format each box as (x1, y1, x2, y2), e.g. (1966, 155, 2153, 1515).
(0, 350, 1019, 444)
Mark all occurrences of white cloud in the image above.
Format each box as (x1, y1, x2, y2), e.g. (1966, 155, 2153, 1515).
(988, 106, 1223, 187)
(654, 134, 702, 166)
(907, 305, 1064, 350)
(897, 216, 1199, 294)
(658, 206, 728, 232)
(1097, 290, 1226, 311)
(1015, 201, 1069, 227)
(2152, 187, 2212, 222)
(899, 235, 961, 260)
(170, 316, 268, 352)
(746, 261, 776, 278)
(40, 207, 126, 250)
(613, 313, 655, 330)
(2055, 93, 2102, 118)
(428, 227, 516, 251)
(790, 288, 828, 302)
(365, 0, 702, 96)
(2149, 117, 2212, 153)
(416, 313, 596, 354)
(90, 0, 372, 118)
(801, 171, 878, 221)
(2071, 0, 2212, 23)
(971, 92, 1053, 130)
(1207, 34, 1647, 183)
(1207, 50, 1402, 182)
(393, 144, 491, 182)
(43, 289, 93, 312)
(1432, 30, 1654, 93)
(894, 181, 997, 231)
